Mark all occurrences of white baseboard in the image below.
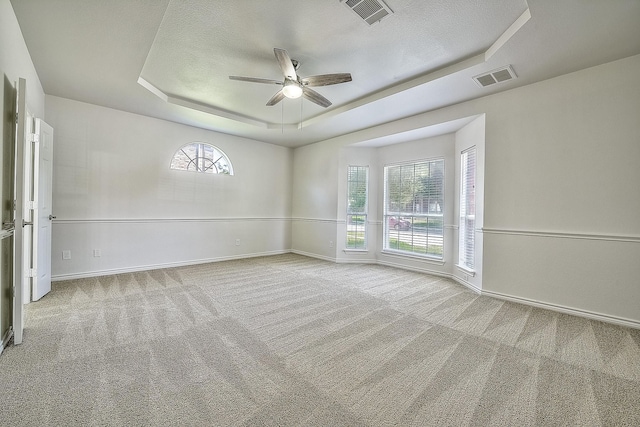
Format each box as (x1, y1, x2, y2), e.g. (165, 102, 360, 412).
(336, 258, 378, 265)
(452, 274, 481, 294)
(52, 250, 290, 282)
(290, 249, 337, 263)
(482, 289, 640, 329)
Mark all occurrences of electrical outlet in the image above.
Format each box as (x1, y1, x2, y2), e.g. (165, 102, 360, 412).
(93, 249, 101, 257)
(235, 239, 240, 246)
(62, 250, 71, 260)
(329, 240, 334, 248)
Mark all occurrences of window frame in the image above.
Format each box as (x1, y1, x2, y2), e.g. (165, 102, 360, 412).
(170, 142, 233, 175)
(458, 147, 476, 271)
(382, 157, 445, 261)
(346, 165, 369, 250)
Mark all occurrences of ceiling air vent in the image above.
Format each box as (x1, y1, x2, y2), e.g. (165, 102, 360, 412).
(342, 0, 393, 25)
(473, 65, 517, 88)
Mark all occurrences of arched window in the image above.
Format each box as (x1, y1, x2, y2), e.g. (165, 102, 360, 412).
(170, 142, 233, 175)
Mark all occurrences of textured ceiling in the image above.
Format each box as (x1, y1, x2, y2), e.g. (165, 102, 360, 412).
(10, 0, 640, 147)
(139, 0, 525, 124)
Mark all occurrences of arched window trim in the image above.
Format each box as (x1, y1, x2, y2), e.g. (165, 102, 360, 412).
(170, 142, 234, 175)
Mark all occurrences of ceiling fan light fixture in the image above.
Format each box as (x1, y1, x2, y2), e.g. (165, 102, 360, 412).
(229, 47, 351, 108)
(282, 80, 303, 99)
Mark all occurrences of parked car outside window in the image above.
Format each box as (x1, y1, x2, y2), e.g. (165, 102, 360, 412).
(388, 216, 412, 230)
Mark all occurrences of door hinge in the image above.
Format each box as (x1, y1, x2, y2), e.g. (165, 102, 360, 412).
(27, 268, 37, 278)
(27, 200, 37, 210)
(30, 133, 40, 143)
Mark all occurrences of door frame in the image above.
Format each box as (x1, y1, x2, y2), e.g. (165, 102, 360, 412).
(12, 78, 27, 345)
(22, 110, 34, 305)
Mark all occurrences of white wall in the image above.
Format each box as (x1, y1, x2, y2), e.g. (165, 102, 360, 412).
(479, 54, 640, 325)
(292, 54, 640, 326)
(47, 96, 292, 279)
(290, 139, 340, 260)
(0, 0, 45, 118)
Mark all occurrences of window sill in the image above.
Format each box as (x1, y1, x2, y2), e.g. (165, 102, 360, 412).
(380, 250, 445, 265)
(455, 264, 476, 276)
(343, 249, 368, 253)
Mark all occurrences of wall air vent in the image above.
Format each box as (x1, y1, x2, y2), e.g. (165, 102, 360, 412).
(341, 0, 393, 25)
(473, 65, 517, 88)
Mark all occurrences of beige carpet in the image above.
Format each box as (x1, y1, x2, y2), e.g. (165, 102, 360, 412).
(1, 253, 639, 426)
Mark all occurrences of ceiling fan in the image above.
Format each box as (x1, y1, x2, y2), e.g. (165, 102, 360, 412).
(229, 48, 352, 108)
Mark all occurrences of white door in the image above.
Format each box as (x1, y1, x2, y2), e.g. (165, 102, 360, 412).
(32, 119, 54, 301)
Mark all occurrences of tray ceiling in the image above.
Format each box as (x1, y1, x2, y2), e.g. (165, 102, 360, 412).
(10, 0, 640, 147)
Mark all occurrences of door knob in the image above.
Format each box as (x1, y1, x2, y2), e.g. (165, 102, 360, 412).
(49, 215, 57, 220)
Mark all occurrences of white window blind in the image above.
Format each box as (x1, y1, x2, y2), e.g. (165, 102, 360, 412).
(383, 159, 444, 259)
(459, 147, 476, 269)
(346, 166, 368, 249)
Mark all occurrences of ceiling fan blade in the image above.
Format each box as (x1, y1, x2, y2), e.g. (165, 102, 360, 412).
(302, 87, 332, 108)
(229, 76, 283, 85)
(274, 48, 297, 80)
(266, 89, 285, 106)
(302, 73, 352, 87)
